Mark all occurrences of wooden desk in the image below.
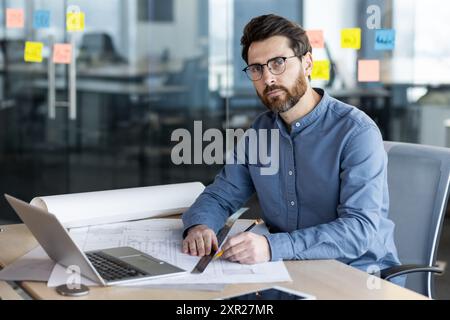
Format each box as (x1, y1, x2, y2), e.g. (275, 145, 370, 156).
(0, 281, 22, 300)
(0, 61, 183, 81)
(0, 224, 427, 300)
(31, 78, 187, 96)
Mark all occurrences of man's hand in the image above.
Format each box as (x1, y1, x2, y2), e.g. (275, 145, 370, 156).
(221, 232, 270, 264)
(182, 224, 218, 256)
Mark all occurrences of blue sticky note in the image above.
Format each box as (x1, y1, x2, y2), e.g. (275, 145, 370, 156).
(375, 29, 395, 50)
(33, 10, 50, 29)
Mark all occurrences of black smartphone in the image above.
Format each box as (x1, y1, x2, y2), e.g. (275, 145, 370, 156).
(221, 286, 315, 300)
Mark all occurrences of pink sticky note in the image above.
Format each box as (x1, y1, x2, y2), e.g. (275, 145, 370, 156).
(53, 44, 72, 64)
(358, 60, 380, 82)
(306, 30, 324, 49)
(6, 8, 24, 28)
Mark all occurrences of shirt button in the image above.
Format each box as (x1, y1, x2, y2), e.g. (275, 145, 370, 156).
(288, 170, 293, 176)
(290, 201, 295, 206)
(295, 122, 300, 127)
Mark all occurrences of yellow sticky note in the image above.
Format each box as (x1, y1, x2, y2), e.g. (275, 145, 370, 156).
(306, 30, 324, 49)
(67, 12, 85, 31)
(24, 42, 44, 63)
(358, 60, 380, 82)
(6, 8, 24, 28)
(311, 60, 330, 81)
(341, 28, 361, 49)
(53, 44, 72, 64)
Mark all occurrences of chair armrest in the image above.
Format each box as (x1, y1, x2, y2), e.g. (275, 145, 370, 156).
(380, 264, 444, 281)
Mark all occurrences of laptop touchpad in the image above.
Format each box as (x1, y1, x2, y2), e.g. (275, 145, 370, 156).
(121, 255, 170, 275)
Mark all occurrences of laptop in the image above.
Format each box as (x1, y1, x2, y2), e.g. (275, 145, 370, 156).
(4, 194, 187, 286)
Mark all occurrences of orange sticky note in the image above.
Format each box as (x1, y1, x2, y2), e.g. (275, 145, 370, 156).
(311, 60, 330, 81)
(306, 30, 324, 49)
(358, 60, 380, 82)
(53, 44, 72, 64)
(341, 28, 361, 49)
(6, 8, 24, 28)
(24, 42, 43, 63)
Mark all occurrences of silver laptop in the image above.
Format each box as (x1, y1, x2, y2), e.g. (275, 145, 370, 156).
(4, 194, 187, 286)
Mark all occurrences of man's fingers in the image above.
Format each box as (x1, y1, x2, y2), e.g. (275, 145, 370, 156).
(227, 249, 250, 263)
(237, 257, 253, 265)
(182, 226, 220, 256)
(182, 240, 189, 254)
(222, 241, 247, 260)
(221, 233, 246, 252)
(188, 240, 197, 256)
(195, 237, 205, 256)
(212, 235, 219, 251)
(203, 233, 212, 255)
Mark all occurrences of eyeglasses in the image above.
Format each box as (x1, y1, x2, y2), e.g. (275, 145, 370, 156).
(243, 55, 299, 81)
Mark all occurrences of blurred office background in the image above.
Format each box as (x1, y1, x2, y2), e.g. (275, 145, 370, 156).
(1, 0, 450, 297)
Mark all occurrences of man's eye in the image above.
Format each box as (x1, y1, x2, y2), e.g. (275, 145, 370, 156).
(273, 58, 284, 66)
(248, 65, 261, 73)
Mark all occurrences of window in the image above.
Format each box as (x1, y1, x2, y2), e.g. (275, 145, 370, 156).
(138, 0, 174, 22)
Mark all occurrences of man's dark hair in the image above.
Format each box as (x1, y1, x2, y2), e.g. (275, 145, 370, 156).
(241, 14, 312, 64)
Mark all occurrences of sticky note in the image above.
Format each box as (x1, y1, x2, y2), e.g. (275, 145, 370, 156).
(24, 42, 44, 63)
(306, 30, 324, 49)
(53, 44, 72, 64)
(6, 8, 24, 28)
(375, 29, 396, 51)
(33, 10, 50, 29)
(67, 11, 85, 31)
(311, 60, 330, 81)
(358, 60, 380, 82)
(341, 28, 361, 49)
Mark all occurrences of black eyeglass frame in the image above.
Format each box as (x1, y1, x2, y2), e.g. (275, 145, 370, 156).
(242, 55, 301, 81)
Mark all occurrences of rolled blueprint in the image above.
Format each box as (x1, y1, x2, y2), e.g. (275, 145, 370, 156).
(30, 182, 205, 228)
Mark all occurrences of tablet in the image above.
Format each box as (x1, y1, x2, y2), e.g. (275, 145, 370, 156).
(220, 286, 316, 300)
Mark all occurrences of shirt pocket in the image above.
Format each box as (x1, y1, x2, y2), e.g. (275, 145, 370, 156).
(248, 164, 282, 217)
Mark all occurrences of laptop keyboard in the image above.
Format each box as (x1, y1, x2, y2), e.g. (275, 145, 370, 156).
(86, 251, 147, 282)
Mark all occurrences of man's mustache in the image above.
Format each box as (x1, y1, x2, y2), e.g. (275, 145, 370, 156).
(264, 85, 288, 96)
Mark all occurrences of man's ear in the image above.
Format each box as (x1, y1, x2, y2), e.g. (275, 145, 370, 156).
(303, 52, 313, 77)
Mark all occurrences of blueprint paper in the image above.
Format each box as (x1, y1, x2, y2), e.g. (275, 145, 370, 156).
(47, 218, 291, 286)
(30, 182, 205, 228)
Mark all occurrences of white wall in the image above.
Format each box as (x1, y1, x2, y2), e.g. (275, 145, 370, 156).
(135, 0, 201, 63)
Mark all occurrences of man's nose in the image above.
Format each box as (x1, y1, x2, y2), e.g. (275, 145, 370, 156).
(261, 66, 276, 86)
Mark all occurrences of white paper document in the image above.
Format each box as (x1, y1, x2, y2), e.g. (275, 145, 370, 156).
(47, 218, 292, 287)
(0, 246, 55, 281)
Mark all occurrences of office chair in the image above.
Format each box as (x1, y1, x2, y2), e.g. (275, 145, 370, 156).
(78, 32, 126, 65)
(380, 141, 450, 298)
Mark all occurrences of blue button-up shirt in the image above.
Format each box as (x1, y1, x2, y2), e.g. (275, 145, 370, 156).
(183, 89, 401, 273)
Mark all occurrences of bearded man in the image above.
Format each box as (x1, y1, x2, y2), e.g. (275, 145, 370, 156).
(181, 14, 402, 283)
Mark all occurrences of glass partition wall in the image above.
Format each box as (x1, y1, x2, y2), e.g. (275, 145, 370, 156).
(0, 0, 220, 222)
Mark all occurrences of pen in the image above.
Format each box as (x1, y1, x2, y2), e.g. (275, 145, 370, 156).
(213, 218, 263, 259)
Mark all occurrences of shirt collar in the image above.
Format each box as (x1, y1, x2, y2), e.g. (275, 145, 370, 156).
(275, 88, 328, 136)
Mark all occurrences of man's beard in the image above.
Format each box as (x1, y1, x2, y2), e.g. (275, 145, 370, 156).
(257, 73, 308, 114)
